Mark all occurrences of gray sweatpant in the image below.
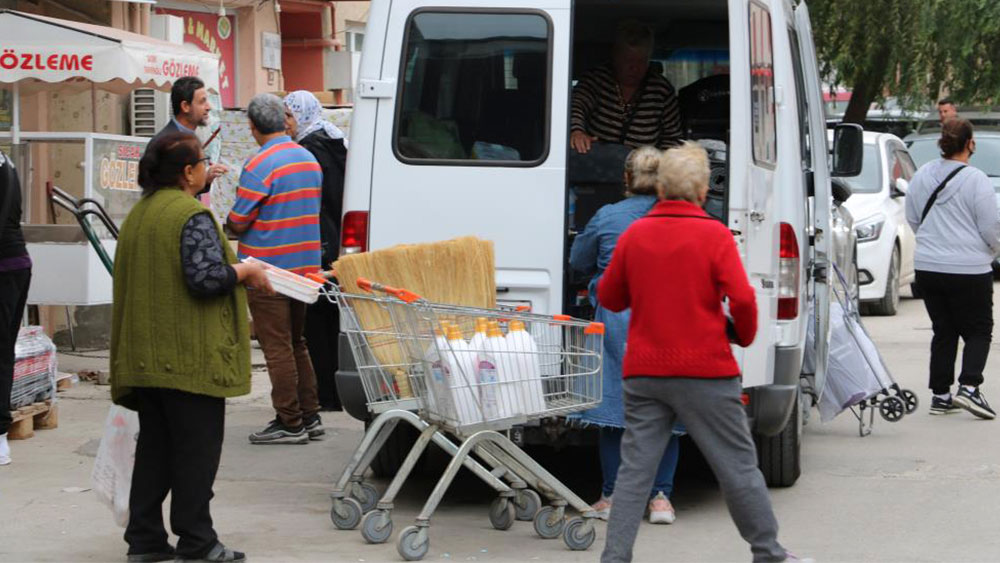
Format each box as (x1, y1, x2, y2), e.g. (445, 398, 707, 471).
(600, 377, 786, 563)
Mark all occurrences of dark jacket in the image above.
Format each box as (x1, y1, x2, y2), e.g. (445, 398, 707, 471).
(0, 151, 28, 263)
(147, 120, 213, 195)
(298, 130, 347, 268)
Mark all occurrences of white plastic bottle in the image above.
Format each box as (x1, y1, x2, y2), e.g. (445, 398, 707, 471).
(506, 320, 547, 415)
(488, 321, 521, 417)
(423, 324, 454, 415)
(468, 317, 489, 354)
(446, 325, 480, 425)
(475, 321, 504, 421)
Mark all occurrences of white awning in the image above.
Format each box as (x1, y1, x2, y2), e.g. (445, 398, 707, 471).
(0, 9, 220, 95)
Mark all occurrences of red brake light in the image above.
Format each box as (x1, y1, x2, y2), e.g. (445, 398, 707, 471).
(778, 223, 800, 320)
(340, 211, 369, 255)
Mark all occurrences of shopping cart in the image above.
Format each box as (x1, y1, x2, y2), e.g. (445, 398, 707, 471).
(318, 276, 604, 560)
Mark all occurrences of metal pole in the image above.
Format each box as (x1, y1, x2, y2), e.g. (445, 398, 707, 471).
(12, 81, 20, 145)
(91, 83, 97, 132)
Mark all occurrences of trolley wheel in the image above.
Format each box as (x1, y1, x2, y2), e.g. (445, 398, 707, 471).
(533, 506, 565, 539)
(563, 517, 596, 551)
(351, 482, 379, 513)
(489, 497, 516, 531)
(514, 489, 542, 521)
(360, 509, 393, 544)
(879, 396, 906, 422)
(900, 389, 919, 414)
(397, 525, 429, 561)
(330, 497, 363, 530)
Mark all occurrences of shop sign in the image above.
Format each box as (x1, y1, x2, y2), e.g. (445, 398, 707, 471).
(156, 9, 236, 107)
(92, 138, 147, 225)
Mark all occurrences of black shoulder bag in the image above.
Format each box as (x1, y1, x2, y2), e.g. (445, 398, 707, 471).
(920, 165, 967, 224)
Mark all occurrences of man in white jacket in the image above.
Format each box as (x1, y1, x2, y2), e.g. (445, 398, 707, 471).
(905, 118, 1000, 420)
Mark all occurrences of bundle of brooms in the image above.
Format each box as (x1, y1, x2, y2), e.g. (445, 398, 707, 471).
(333, 236, 496, 398)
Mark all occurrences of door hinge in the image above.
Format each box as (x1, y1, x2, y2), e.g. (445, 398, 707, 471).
(357, 79, 395, 99)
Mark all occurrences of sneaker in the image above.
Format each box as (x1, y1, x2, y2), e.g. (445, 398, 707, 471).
(647, 491, 676, 524)
(248, 419, 309, 444)
(0, 433, 10, 466)
(304, 414, 325, 440)
(590, 495, 612, 520)
(929, 395, 961, 415)
(952, 386, 997, 420)
(782, 552, 815, 563)
(177, 542, 245, 562)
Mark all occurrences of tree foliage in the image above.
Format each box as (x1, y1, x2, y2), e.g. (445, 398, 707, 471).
(810, 0, 1000, 123)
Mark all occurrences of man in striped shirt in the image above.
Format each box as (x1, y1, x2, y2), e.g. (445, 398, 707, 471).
(228, 93, 325, 445)
(571, 20, 683, 153)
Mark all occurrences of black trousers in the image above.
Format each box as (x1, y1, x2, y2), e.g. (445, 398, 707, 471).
(915, 270, 994, 394)
(305, 295, 342, 410)
(0, 268, 31, 435)
(125, 388, 224, 558)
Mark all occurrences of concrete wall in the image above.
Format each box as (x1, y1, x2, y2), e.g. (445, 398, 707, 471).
(237, 3, 285, 101)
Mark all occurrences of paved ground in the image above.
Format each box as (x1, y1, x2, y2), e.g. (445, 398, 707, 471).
(4, 289, 1000, 562)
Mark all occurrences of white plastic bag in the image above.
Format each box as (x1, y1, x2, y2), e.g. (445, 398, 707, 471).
(91, 405, 139, 527)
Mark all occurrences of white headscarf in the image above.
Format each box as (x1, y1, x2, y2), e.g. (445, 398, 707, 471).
(283, 90, 346, 145)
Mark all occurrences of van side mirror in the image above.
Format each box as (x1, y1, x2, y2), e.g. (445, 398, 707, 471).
(831, 123, 864, 177)
(891, 177, 909, 198)
(831, 178, 852, 205)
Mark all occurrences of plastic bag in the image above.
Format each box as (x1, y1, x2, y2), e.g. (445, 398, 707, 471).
(818, 300, 885, 422)
(91, 405, 139, 527)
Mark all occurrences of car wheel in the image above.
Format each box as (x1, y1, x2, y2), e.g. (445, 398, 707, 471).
(862, 245, 900, 316)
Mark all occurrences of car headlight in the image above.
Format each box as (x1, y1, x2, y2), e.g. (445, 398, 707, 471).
(855, 214, 886, 243)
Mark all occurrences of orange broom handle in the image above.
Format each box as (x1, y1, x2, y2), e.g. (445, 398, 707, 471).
(356, 277, 423, 303)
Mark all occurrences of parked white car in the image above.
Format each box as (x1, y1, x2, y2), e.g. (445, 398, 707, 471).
(829, 131, 916, 315)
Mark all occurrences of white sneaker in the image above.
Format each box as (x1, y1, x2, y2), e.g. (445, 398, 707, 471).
(647, 491, 676, 524)
(0, 433, 11, 465)
(590, 495, 612, 520)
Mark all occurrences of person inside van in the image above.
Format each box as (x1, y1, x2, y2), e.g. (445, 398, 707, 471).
(569, 20, 683, 154)
(597, 142, 804, 563)
(568, 146, 684, 525)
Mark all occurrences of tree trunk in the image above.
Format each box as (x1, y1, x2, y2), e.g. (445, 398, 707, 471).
(842, 45, 892, 125)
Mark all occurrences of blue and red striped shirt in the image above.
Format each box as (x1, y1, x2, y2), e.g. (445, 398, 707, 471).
(229, 135, 323, 275)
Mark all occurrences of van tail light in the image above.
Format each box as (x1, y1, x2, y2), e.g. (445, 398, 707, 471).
(778, 222, 800, 320)
(340, 211, 369, 255)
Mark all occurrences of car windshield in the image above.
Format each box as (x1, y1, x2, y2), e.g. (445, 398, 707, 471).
(907, 136, 1000, 177)
(841, 143, 881, 194)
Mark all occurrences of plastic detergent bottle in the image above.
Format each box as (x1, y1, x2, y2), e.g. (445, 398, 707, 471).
(475, 321, 503, 421)
(422, 325, 453, 414)
(446, 325, 480, 425)
(487, 321, 519, 417)
(468, 317, 489, 354)
(506, 320, 547, 415)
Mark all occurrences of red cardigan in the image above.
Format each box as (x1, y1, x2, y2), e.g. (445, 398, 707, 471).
(597, 200, 757, 378)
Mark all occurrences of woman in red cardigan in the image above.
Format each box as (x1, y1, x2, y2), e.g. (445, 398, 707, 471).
(598, 142, 802, 563)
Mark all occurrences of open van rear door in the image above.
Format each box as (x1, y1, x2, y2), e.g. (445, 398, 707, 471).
(360, 1, 571, 314)
(794, 1, 833, 397)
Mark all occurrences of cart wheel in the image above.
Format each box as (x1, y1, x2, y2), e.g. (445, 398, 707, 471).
(533, 506, 565, 539)
(330, 497, 363, 530)
(397, 525, 429, 561)
(879, 396, 906, 422)
(514, 489, 542, 521)
(351, 482, 379, 513)
(563, 517, 596, 551)
(900, 389, 919, 414)
(489, 497, 516, 530)
(360, 509, 393, 544)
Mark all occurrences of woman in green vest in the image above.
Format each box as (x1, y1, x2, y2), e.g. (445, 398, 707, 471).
(111, 132, 272, 563)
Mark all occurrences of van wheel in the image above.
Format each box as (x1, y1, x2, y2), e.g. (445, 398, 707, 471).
(861, 246, 900, 316)
(368, 421, 423, 478)
(755, 390, 802, 488)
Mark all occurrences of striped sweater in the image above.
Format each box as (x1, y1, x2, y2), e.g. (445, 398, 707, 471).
(571, 64, 683, 149)
(228, 135, 323, 275)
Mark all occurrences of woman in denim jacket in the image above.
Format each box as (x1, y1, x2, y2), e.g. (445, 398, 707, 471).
(569, 146, 683, 524)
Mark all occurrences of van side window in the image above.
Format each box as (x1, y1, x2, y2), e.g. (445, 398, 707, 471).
(749, 2, 777, 165)
(787, 28, 810, 167)
(394, 12, 551, 165)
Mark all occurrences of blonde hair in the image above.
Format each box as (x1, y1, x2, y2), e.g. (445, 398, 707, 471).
(624, 146, 661, 195)
(657, 141, 710, 203)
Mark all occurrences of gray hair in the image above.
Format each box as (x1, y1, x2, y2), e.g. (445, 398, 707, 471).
(247, 93, 286, 135)
(624, 146, 661, 195)
(614, 20, 654, 55)
(657, 141, 710, 203)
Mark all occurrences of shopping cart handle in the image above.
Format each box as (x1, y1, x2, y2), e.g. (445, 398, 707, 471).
(305, 272, 327, 284)
(356, 277, 422, 303)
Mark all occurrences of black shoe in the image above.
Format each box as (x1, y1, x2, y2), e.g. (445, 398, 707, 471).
(304, 414, 325, 440)
(177, 542, 245, 562)
(952, 386, 997, 420)
(248, 419, 309, 444)
(929, 396, 961, 415)
(128, 548, 175, 563)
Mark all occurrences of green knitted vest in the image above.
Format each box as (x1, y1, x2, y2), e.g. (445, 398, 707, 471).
(110, 188, 251, 408)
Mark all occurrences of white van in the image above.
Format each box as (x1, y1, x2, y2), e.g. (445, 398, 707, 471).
(335, 0, 863, 486)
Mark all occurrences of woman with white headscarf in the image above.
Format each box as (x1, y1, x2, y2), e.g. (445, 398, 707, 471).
(283, 90, 348, 411)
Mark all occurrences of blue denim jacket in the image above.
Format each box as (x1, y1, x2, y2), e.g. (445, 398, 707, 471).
(568, 196, 660, 429)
